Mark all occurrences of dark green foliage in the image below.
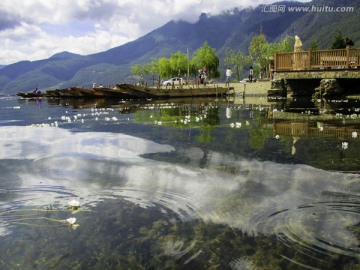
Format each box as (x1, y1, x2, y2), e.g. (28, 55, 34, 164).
(331, 30, 346, 49)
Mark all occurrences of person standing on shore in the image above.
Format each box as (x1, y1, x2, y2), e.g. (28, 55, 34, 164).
(202, 67, 208, 86)
(249, 66, 253, 82)
(225, 67, 232, 88)
(197, 69, 202, 87)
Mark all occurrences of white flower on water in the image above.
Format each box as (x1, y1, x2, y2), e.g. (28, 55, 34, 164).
(68, 199, 80, 207)
(275, 135, 280, 139)
(235, 122, 241, 128)
(68, 199, 80, 210)
(342, 142, 348, 150)
(230, 123, 235, 128)
(66, 217, 76, 225)
(352, 131, 358, 138)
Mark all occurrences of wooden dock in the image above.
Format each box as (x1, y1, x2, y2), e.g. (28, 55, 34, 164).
(274, 48, 360, 71)
(269, 48, 360, 98)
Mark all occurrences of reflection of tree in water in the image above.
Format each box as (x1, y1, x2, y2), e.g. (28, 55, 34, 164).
(233, 109, 273, 151)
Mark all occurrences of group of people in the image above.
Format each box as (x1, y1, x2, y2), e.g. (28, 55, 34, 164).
(197, 67, 208, 86)
(197, 65, 254, 88)
(225, 66, 254, 87)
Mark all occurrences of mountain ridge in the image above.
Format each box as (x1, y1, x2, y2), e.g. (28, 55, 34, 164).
(0, 0, 359, 94)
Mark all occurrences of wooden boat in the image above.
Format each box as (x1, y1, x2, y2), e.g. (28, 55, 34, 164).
(17, 84, 233, 99)
(116, 83, 233, 99)
(92, 87, 135, 99)
(46, 87, 105, 98)
(16, 92, 44, 98)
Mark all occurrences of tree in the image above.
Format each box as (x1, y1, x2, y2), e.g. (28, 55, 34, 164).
(131, 64, 144, 77)
(131, 63, 151, 84)
(149, 59, 160, 86)
(273, 36, 294, 53)
(331, 30, 346, 49)
(156, 57, 172, 80)
(190, 42, 220, 78)
(309, 39, 318, 50)
(169, 52, 188, 77)
(249, 34, 272, 79)
(224, 48, 251, 81)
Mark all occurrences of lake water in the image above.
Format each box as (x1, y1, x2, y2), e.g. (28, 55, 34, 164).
(0, 95, 359, 269)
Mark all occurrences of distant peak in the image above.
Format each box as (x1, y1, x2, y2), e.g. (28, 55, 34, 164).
(49, 51, 81, 60)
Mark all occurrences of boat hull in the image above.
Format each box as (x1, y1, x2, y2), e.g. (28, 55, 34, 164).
(17, 84, 233, 99)
(116, 84, 232, 99)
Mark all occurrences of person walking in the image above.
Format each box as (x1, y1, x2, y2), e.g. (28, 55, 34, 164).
(249, 66, 254, 82)
(225, 67, 232, 88)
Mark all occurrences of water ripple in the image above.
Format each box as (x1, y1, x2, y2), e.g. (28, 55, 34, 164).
(249, 191, 360, 268)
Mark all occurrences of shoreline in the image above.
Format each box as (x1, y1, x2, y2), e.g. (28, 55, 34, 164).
(160, 81, 271, 96)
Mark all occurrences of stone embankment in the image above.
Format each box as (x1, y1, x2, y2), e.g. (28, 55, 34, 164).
(229, 81, 271, 96)
(167, 81, 271, 96)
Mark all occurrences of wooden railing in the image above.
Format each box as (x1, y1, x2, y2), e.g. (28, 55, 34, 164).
(274, 122, 360, 140)
(274, 48, 360, 71)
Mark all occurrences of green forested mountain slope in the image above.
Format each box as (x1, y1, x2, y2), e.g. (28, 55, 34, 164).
(286, 0, 360, 49)
(0, 0, 358, 94)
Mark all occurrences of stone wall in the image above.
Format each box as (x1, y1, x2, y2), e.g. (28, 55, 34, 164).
(269, 69, 360, 98)
(275, 70, 360, 80)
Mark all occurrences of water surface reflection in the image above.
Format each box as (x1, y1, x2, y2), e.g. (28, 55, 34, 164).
(0, 96, 359, 269)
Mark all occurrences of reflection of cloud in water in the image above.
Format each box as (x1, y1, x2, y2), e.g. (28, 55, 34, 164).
(1, 126, 359, 253)
(0, 126, 174, 161)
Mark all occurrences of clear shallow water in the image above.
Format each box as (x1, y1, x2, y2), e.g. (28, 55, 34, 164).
(0, 96, 359, 269)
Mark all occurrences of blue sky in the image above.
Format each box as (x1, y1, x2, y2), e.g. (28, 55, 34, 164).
(0, 0, 310, 65)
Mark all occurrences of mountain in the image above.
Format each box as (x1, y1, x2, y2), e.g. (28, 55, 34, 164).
(49, 51, 82, 60)
(0, 0, 359, 95)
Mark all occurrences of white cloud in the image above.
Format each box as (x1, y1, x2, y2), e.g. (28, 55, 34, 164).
(0, 0, 311, 65)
